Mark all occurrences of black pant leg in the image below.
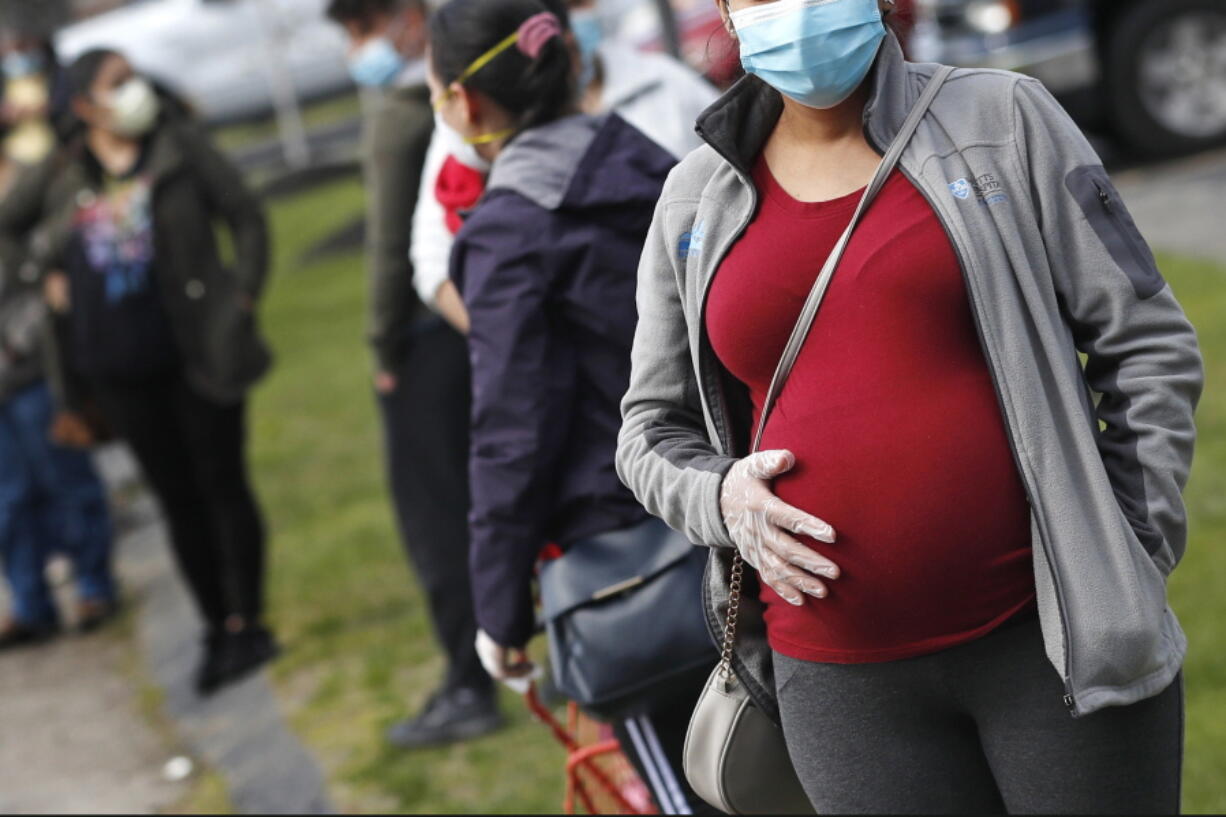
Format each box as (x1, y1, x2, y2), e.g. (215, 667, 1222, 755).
(174, 383, 266, 625)
(94, 377, 228, 628)
(377, 320, 488, 693)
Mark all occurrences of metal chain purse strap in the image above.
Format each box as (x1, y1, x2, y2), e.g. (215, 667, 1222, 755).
(683, 66, 955, 816)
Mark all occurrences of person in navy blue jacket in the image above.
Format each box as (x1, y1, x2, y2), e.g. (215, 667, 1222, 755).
(428, 0, 711, 811)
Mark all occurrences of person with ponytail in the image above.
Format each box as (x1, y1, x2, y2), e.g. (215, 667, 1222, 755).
(428, 1, 710, 811)
(0, 48, 276, 695)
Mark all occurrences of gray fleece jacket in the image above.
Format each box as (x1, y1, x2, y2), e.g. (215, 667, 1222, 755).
(616, 33, 1203, 720)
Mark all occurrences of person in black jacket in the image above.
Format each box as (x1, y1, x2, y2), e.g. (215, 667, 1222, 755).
(0, 48, 276, 695)
(430, 2, 713, 810)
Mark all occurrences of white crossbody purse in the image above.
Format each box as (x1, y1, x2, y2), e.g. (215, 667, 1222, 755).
(682, 66, 955, 816)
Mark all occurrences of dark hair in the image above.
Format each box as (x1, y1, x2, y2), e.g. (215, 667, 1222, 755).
(66, 47, 121, 101)
(429, 0, 575, 134)
(326, 0, 423, 26)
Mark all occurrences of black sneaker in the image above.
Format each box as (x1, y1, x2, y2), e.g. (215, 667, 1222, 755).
(0, 616, 59, 650)
(194, 630, 228, 695)
(197, 627, 280, 696)
(386, 686, 504, 749)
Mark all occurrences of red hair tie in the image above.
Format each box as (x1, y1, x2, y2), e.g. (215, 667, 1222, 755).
(517, 12, 562, 59)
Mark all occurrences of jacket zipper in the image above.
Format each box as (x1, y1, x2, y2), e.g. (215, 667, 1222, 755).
(896, 161, 1081, 717)
(1093, 179, 1153, 281)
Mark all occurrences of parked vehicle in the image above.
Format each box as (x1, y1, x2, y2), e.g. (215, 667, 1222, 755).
(909, 0, 1226, 156)
(54, 0, 352, 124)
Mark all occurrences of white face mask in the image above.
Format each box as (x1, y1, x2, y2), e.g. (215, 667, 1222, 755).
(106, 77, 160, 138)
(433, 111, 491, 172)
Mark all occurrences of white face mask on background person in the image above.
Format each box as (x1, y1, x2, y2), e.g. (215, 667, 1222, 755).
(105, 76, 160, 137)
(433, 111, 492, 172)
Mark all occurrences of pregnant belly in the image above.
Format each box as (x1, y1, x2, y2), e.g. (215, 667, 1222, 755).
(756, 375, 1036, 662)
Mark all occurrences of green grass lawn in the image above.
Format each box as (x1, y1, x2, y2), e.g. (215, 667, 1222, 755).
(248, 176, 1226, 813)
(250, 177, 563, 814)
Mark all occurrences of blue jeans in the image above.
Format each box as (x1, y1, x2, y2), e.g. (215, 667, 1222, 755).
(0, 381, 115, 625)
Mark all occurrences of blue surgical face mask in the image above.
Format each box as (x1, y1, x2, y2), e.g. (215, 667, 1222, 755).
(570, 9, 603, 89)
(731, 0, 886, 110)
(348, 36, 407, 87)
(3, 49, 46, 79)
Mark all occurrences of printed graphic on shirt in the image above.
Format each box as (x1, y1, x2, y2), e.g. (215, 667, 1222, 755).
(75, 175, 156, 303)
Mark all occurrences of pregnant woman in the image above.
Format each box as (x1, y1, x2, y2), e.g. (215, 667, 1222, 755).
(617, 0, 1203, 812)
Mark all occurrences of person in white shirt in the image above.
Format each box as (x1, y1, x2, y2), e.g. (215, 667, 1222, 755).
(411, 0, 719, 331)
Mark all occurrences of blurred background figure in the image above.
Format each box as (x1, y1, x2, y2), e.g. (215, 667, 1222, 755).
(0, 1, 118, 651)
(0, 47, 277, 695)
(0, 220, 117, 649)
(410, 0, 718, 333)
(0, 27, 67, 167)
(325, 0, 502, 751)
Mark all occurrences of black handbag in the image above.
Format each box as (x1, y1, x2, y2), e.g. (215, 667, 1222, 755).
(539, 516, 717, 720)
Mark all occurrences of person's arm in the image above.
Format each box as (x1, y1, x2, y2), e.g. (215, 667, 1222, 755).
(364, 97, 433, 376)
(175, 123, 269, 301)
(409, 129, 456, 310)
(454, 207, 573, 648)
(432, 279, 469, 334)
(615, 183, 739, 550)
(1012, 77, 1203, 573)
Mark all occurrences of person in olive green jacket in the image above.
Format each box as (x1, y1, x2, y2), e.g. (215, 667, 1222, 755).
(0, 48, 275, 695)
(328, 0, 500, 749)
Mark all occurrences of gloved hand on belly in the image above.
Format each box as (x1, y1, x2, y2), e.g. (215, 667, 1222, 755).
(720, 449, 840, 606)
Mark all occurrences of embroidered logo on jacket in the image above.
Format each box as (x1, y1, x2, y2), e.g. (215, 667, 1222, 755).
(950, 174, 1009, 206)
(678, 220, 707, 261)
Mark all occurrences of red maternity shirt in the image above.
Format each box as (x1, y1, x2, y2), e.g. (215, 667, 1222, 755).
(706, 156, 1037, 663)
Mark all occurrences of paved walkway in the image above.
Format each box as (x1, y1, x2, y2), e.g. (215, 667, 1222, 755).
(0, 447, 334, 814)
(0, 499, 185, 814)
(1115, 146, 1226, 264)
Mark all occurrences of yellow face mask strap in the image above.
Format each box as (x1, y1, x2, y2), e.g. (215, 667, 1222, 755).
(456, 30, 520, 86)
(432, 30, 519, 112)
(464, 127, 516, 146)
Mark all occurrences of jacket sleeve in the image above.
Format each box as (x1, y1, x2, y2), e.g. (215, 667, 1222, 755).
(363, 96, 432, 371)
(177, 124, 270, 301)
(616, 188, 737, 550)
(454, 210, 574, 648)
(1012, 77, 1204, 572)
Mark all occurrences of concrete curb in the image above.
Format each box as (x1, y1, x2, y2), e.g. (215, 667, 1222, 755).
(119, 496, 335, 815)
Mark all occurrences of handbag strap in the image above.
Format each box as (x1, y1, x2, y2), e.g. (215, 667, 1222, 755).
(718, 66, 955, 682)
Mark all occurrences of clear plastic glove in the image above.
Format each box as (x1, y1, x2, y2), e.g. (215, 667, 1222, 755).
(720, 449, 839, 606)
(475, 629, 538, 693)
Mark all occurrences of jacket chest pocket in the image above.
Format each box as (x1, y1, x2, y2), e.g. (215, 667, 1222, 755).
(1064, 165, 1165, 299)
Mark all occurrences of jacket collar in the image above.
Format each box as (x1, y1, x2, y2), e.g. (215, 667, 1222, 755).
(694, 31, 915, 176)
(72, 120, 187, 188)
(486, 113, 603, 211)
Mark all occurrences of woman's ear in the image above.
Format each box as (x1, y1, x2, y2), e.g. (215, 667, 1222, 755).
(457, 84, 482, 129)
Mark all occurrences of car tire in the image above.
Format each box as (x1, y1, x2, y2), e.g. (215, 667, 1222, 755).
(1104, 0, 1226, 156)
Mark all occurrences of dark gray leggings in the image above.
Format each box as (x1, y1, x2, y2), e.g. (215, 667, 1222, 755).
(774, 614, 1183, 815)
